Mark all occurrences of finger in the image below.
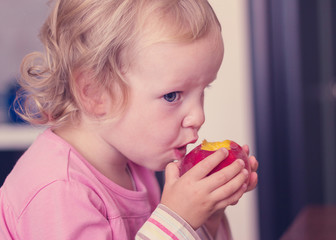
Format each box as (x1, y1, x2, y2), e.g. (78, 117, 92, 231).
(242, 144, 250, 155)
(249, 156, 259, 172)
(185, 148, 228, 179)
(164, 161, 180, 185)
(211, 167, 248, 198)
(204, 159, 245, 191)
(246, 172, 258, 192)
(215, 183, 248, 210)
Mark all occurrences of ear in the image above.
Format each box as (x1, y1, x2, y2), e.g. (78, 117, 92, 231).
(75, 73, 110, 116)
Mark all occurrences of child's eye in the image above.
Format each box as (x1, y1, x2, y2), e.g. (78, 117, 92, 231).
(163, 92, 181, 102)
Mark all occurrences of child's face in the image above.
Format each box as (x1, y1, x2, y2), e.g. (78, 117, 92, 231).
(102, 32, 224, 171)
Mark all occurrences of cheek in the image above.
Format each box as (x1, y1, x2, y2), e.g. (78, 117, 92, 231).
(117, 100, 183, 148)
(133, 118, 182, 156)
(136, 116, 179, 144)
(150, 121, 179, 143)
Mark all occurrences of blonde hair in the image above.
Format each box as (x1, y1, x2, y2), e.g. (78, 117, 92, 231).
(16, 0, 221, 127)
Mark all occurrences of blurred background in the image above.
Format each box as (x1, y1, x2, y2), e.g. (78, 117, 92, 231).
(248, 0, 336, 239)
(1, 0, 335, 239)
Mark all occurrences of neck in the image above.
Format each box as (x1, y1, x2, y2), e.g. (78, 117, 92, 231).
(53, 122, 134, 190)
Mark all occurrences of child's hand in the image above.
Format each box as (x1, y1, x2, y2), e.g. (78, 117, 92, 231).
(241, 145, 259, 192)
(201, 145, 259, 237)
(161, 148, 248, 230)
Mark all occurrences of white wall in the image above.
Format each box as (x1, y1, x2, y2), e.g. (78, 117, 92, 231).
(200, 1, 260, 239)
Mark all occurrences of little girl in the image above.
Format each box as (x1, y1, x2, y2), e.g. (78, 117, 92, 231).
(0, 0, 258, 239)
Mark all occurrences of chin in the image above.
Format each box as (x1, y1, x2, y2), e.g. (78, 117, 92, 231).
(134, 160, 166, 172)
(153, 161, 172, 172)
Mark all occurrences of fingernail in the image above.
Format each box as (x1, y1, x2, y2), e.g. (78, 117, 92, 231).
(220, 147, 228, 155)
(238, 159, 245, 167)
(172, 160, 179, 163)
(243, 169, 249, 176)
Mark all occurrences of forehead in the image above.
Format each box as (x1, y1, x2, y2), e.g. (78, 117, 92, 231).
(124, 31, 224, 90)
(128, 26, 223, 68)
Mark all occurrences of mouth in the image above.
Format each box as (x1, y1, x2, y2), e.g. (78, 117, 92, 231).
(174, 146, 187, 160)
(174, 138, 198, 160)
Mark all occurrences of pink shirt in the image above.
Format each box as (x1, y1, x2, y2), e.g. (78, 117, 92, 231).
(0, 129, 231, 240)
(0, 129, 161, 239)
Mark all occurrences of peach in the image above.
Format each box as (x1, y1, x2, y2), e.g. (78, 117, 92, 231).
(180, 140, 251, 183)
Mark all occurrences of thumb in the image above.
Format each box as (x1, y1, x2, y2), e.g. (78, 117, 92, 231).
(164, 160, 181, 184)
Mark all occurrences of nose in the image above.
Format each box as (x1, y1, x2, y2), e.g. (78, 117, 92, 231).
(182, 102, 205, 129)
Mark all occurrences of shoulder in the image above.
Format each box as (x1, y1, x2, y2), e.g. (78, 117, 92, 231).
(1, 129, 106, 219)
(0, 180, 112, 239)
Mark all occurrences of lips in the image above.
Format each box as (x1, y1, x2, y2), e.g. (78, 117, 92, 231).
(175, 146, 187, 159)
(174, 138, 198, 159)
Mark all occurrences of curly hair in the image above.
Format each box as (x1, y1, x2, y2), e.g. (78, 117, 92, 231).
(16, 0, 221, 127)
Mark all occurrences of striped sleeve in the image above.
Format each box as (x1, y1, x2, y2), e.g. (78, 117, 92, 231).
(196, 212, 232, 240)
(135, 204, 201, 240)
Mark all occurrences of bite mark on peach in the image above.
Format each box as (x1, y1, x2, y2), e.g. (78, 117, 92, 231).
(180, 139, 251, 184)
